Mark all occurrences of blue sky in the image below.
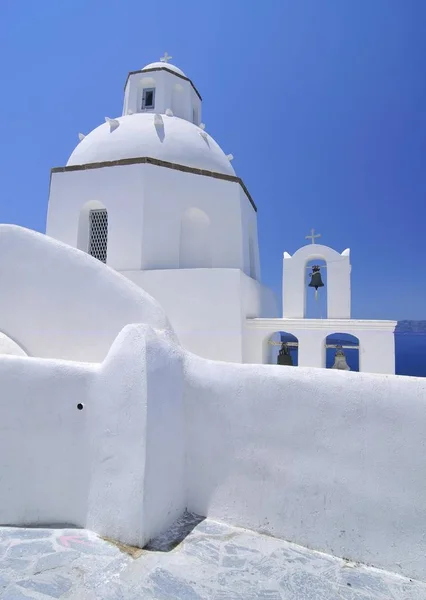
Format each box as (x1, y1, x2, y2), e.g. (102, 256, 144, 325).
(1, 0, 425, 319)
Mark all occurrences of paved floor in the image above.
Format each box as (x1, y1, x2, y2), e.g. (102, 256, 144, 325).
(0, 513, 425, 599)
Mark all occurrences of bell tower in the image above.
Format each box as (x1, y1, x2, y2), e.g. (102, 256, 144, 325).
(282, 231, 351, 319)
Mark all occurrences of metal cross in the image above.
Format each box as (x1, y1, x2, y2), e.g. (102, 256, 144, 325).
(160, 52, 173, 63)
(305, 228, 321, 244)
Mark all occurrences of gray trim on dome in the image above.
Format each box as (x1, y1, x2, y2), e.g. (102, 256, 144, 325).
(124, 67, 202, 101)
(51, 156, 257, 212)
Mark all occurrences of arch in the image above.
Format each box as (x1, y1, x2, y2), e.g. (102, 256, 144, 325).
(283, 244, 351, 319)
(263, 331, 298, 366)
(78, 200, 108, 264)
(171, 83, 186, 118)
(292, 244, 347, 263)
(179, 208, 212, 268)
(325, 332, 359, 371)
(305, 258, 327, 318)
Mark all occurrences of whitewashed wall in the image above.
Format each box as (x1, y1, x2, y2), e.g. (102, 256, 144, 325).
(0, 325, 184, 549)
(184, 354, 426, 581)
(0, 319, 425, 580)
(47, 163, 258, 278)
(243, 318, 396, 374)
(0, 355, 94, 527)
(126, 269, 279, 362)
(0, 225, 172, 362)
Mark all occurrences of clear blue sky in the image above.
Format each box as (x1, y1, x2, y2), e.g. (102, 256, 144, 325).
(1, 0, 425, 320)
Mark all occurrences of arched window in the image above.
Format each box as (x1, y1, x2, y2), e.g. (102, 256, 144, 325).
(179, 208, 212, 268)
(78, 201, 108, 263)
(265, 331, 298, 366)
(325, 333, 359, 371)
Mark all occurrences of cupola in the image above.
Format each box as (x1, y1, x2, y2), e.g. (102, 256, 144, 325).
(122, 53, 202, 125)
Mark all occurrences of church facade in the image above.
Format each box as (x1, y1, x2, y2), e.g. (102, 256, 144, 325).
(47, 56, 278, 363)
(47, 56, 395, 373)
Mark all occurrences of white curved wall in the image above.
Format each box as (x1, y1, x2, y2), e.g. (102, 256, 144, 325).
(0, 324, 184, 548)
(0, 333, 27, 356)
(184, 355, 426, 580)
(0, 225, 172, 361)
(0, 322, 425, 580)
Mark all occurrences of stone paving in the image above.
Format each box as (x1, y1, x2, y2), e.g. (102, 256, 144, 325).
(0, 513, 425, 599)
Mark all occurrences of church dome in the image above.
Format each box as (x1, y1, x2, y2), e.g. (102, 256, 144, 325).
(67, 113, 235, 176)
(141, 61, 186, 77)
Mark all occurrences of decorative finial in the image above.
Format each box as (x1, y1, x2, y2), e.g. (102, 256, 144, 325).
(165, 108, 174, 117)
(78, 133, 86, 141)
(305, 228, 321, 244)
(105, 117, 120, 132)
(199, 123, 206, 130)
(154, 114, 164, 126)
(226, 154, 234, 161)
(160, 52, 173, 63)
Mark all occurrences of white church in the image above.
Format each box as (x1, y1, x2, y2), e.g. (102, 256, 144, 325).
(47, 53, 395, 374)
(0, 55, 424, 585)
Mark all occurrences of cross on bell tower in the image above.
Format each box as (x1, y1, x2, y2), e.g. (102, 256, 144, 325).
(305, 228, 321, 244)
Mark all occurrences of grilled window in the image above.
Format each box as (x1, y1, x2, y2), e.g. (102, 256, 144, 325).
(88, 209, 108, 263)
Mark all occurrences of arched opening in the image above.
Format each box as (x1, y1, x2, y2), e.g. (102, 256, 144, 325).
(179, 208, 212, 268)
(0, 332, 28, 357)
(78, 201, 108, 264)
(325, 333, 359, 371)
(305, 258, 327, 318)
(265, 331, 298, 366)
(172, 83, 185, 118)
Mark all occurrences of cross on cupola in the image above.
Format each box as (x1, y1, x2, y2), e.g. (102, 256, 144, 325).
(305, 228, 321, 244)
(160, 52, 173, 63)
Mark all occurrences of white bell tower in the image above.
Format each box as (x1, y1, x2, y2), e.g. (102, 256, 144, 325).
(282, 230, 351, 319)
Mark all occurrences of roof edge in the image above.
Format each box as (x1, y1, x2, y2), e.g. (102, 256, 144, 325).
(51, 156, 257, 212)
(124, 67, 202, 101)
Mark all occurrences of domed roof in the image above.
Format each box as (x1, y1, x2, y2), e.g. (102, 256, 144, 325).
(67, 113, 235, 176)
(142, 61, 186, 77)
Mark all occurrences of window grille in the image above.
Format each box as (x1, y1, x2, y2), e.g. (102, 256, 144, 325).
(88, 209, 108, 263)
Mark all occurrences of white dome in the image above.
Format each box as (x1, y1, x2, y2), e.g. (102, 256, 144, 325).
(142, 62, 186, 77)
(67, 113, 235, 176)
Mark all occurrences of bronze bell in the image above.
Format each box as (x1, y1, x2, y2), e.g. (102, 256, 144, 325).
(277, 342, 293, 366)
(308, 265, 324, 290)
(332, 346, 351, 371)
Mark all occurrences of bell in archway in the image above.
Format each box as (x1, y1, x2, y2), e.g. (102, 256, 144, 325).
(277, 342, 293, 366)
(308, 265, 324, 300)
(331, 346, 350, 371)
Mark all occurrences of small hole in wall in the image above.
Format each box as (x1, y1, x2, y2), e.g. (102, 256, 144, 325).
(77, 403, 84, 410)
